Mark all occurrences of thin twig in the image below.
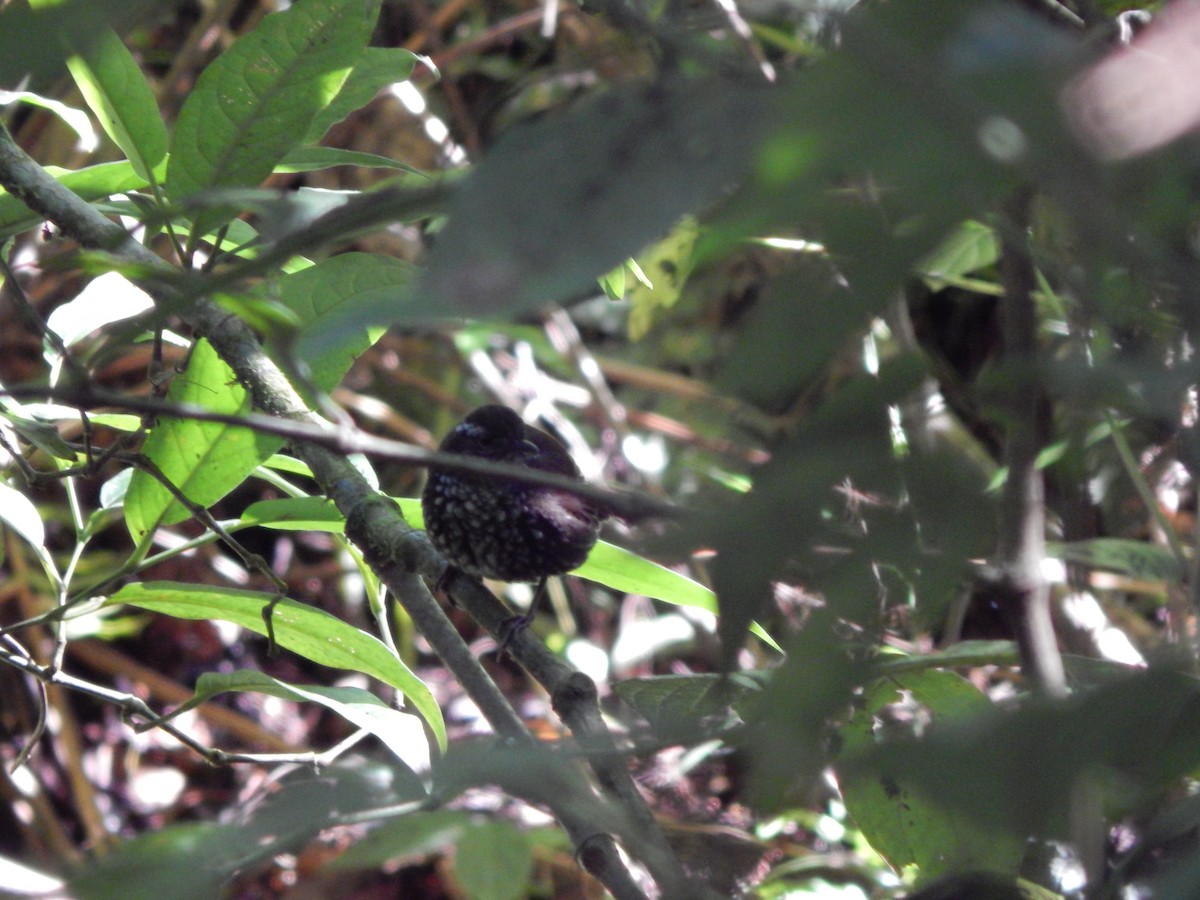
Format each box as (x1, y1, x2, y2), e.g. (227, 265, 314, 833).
(0, 643, 369, 769)
(0, 382, 681, 522)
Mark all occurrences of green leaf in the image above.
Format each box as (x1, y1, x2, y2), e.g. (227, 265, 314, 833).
(0, 0, 160, 86)
(303, 46, 420, 143)
(124, 340, 282, 542)
(70, 823, 230, 900)
(870, 641, 1020, 677)
(452, 821, 533, 900)
(844, 669, 1200, 846)
(598, 263, 626, 301)
(577, 541, 715, 613)
(0, 481, 46, 550)
(0, 161, 147, 239)
(276, 147, 426, 175)
(241, 496, 346, 531)
(330, 809, 471, 870)
(0, 404, 78, 461)
(69, 762, 426, 900)
(613, 672, 760, 735)
(627, 216, 699, 340)
(274, 252, 416, 391)
(44, 272, 154, 360)
(166, 0, 382, 230)
(916, 220, 1000, 284)
(0, 89, 95, 150)
(109, 581, 446, 751)
(839, 669, 1023, 880)
(166, 670, 431, 770)
(745, 614, 866, 809)
(420, 76, 767, 316)
(63, 26, 168, 182)
(1048, 538, 1186, 584)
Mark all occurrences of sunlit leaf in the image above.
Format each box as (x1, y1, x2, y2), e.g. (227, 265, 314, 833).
(109, 581, 446, 751)
(60, 24, 168, 181)
(124, 340, 281, 542)
(0, 481, 46, 550)
(166, 670, 430, 771)
(166, 0, 382, 231)
(627, 216, 699, 340)
(304, 46, 420, 143)
(274, 252, 416, 391)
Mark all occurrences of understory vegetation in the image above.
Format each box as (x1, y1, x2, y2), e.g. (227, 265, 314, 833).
(2, 0, 1199, 897)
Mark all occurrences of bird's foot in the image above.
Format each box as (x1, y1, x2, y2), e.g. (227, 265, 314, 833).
(497, 613, 533, 658)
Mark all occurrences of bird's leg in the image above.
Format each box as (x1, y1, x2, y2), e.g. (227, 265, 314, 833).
(498, 576, 548, 655)
(433, 564, 463, 608)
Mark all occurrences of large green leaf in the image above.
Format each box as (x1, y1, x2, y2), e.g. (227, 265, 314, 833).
(844, 669, 1200, 843)
(839, 670, 1025, 880)
(273, 252, 416, 391)
(166, 0, 381, 229)
(109, 581, 446, 750)
(419, 76, 768, 317)
(57, 21, 168, 182)
(328, 809, 471, 870)
(124, 340, 281, 542)
(303, 46, 419, 143)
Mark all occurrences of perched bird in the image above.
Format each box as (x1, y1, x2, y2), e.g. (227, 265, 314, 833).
(421, 405, 602, 589)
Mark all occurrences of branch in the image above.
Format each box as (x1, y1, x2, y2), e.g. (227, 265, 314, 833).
(992, 188, 1067, 698)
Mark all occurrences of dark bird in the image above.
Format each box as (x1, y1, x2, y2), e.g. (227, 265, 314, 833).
(422, 405, 602, 587)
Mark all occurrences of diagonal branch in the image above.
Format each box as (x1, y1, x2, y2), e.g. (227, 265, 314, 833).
(0, 121, 696, 898)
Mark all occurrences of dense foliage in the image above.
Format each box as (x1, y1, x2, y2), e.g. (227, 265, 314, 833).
(1, 0, 1198, 897)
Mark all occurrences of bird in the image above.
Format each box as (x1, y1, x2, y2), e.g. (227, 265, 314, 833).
(421, 405, 602, 635)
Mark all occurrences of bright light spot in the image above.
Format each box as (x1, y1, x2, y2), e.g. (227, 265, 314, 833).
(978, 115, 1027, 163)
(564, 638, 609, 682)
(424, 116, 449, 144)
(389, 80, 425, 115)
(129, 766, 187, 812)
(758, 236, 826, 253)
(622, 432, 668, 476)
